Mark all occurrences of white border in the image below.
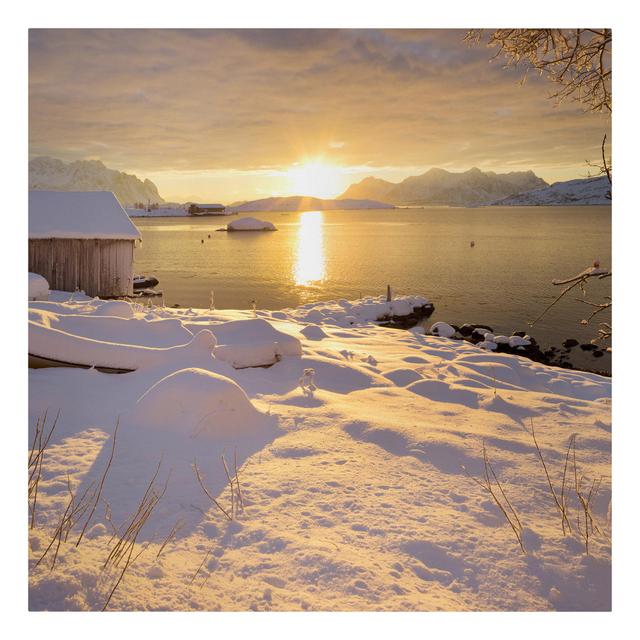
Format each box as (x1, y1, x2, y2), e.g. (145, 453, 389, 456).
(4, 0, 636, 636)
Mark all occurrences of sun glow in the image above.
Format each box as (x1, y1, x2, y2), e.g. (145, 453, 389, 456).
(287, 160, 344, 199)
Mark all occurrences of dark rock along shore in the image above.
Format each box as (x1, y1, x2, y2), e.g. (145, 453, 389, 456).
(380, 302, 610, 377)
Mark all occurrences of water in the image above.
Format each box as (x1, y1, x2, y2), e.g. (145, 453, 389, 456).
(133, 206, 611, 373)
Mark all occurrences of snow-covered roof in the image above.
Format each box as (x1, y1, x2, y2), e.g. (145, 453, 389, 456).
(29, 191, 141, 240)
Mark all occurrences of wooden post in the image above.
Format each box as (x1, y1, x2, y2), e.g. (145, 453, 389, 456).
(386, 284, 392, 302)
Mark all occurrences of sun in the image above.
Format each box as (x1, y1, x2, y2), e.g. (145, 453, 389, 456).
(286, 160, 344, 199)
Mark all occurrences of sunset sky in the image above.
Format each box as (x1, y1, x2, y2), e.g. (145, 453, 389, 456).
(29, 29, 611, 202)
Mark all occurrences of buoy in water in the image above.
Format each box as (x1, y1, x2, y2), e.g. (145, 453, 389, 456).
(470, 240, 475, 248)
(201, 239, 204, 244)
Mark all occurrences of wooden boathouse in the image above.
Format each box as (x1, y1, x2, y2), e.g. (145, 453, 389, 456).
(29, 191, 141, 297)
(188, 202, 226, 215)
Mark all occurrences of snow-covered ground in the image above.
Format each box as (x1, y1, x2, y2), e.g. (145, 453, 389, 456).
(28, 295, 611, 611)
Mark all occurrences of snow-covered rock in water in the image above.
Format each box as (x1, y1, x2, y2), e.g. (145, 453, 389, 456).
(478, 339, 498, 351)
(430, 322, 456, 338)
(226, 217, 277, 232)
(509, 335, 532, 348)
(494, 335, 510, 344)
(29, 273, 49, 301)
(128, 368, 267, 438)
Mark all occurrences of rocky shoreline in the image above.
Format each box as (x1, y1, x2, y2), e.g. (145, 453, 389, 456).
(424, 321, 610, 377)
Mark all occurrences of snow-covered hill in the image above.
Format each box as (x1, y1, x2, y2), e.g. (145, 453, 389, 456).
(228, 196, 393, 213)
(340, 168, 547, 206)
(492, 176, 611, 206)
(29, 157, 164, 207)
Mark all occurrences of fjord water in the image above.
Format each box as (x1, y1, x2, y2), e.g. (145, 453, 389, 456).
(133, 206, 611, 372)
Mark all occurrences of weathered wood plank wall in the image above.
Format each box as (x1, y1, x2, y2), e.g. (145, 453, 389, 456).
(28, 239, 135, 297)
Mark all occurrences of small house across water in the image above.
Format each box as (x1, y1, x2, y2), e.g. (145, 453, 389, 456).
(188, 202, 226, 215)
(29, 191, 141, 297)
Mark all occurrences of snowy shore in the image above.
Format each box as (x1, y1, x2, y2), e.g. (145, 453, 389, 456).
(28, 294, 611, 611)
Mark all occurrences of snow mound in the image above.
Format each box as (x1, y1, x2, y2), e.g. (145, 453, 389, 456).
(29, 308, 193, 348)
(430, 322, 456, 338)
(226, 217, 277, 232)
(205, 318, 301, 368)
(29, 273, 49, 301)
(129, 368, 266, 438)
(90, 300, 136, 319)
(300, 324, 328, 340)
(29, 324, 216, 371)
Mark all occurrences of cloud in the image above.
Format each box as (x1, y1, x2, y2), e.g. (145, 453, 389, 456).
(29, 29, 610, 199)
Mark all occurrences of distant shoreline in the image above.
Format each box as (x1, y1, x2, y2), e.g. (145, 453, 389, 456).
(129, 203, 611, 217)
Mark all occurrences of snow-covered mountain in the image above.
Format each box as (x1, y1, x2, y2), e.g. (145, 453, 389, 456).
(340, 167, 547, 206)
(492, 176, 611, 206)
(29, 156, 164, 206)
(228, 196, 394, 213)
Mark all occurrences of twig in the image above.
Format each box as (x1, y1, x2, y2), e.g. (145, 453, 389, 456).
(193, 460, 232, 521)
(76, 418, 120, 547)
(528, 420, 572, 535)
(463, 441, 525, 553)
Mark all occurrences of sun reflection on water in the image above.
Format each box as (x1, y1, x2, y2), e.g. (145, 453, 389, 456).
(294, 211, 325, 287)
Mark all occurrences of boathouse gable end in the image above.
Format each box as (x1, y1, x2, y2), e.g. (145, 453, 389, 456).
(28, 191, 140, 297)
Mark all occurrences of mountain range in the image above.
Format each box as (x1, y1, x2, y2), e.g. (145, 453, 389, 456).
(492, 176, 611, 206)
(29, 156, 164, 206)
(340, 167, 548, 206)
(29, 157, 611, 210)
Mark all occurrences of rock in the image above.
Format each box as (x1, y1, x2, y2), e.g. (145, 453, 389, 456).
(430, 322, 456, 338)
(562, 339, 579, 349)
(511, 330, 527, 337)
(580, 343, 597, 351)
(593, 350, 604, 358)
(459, 324, 475, 337)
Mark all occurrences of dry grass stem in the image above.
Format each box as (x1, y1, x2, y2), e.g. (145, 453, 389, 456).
(463, 441, 525, 554)
(28, 410, 60, 529)
(75, 418, 120, 547)
(101, 458, 169, 610)
(528, 420, 572, 535)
